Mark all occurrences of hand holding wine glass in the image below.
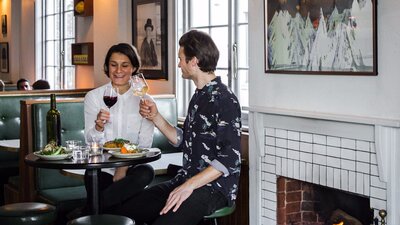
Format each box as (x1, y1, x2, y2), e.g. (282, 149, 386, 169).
(103, 86, 118, 124)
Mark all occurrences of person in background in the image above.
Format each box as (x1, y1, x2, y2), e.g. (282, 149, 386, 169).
(32, 79, 50, 90)
(0, 79, 5, 91)
(81, 43, 155, 213)
(17, 78, 31, 90)
(109, 30, 242, 225)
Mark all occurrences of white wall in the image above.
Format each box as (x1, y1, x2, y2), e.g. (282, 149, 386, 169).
(249, 0, 400, 120)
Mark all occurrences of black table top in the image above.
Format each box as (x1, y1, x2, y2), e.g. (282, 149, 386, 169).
(24, 151, 161, 170)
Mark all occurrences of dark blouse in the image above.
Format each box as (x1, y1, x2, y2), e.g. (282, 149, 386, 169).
(172, 76, 242, 206)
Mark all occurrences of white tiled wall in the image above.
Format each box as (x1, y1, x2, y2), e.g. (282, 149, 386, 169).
(260, 127, 387, 223)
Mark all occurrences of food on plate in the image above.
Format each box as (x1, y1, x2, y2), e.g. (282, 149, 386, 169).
(103, 138, 130, 148)
(40, 141, 67, 155)
(120, 143, 139, 154)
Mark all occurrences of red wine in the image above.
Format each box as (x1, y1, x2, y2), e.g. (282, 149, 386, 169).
(103, 96, 118, 108)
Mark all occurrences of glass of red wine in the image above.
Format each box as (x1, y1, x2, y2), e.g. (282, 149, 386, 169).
(103, 86, 118, 123)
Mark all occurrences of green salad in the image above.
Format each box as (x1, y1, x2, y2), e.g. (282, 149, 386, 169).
(40, 141, 67, 155)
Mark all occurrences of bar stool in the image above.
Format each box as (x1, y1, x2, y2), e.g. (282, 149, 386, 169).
(203, 204, 236, 225)
(0, 202, 56, 225)
(67, 214, 135, 225)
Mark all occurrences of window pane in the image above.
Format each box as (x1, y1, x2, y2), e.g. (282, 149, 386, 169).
(217, 68, 229, 86)
(238, 69, 248, 107)
(46, 15, 60, 40)
(45, 66, 58, 89)
(210, 0, 228, 26)
(238, 0, 248, 23)
(190, 0, 209, 27)
(65, 0, 74, 10)
(64, 12, 75, 38)
(238, 24, 248, 68)
(210, 27, 228, 69)
(64, 39, 74, 65)
(64, 66, 75, 89)
(46, 0, 60, 15)
(46, 40, 60, 66)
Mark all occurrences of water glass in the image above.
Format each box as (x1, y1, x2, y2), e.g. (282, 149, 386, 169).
(72, 146, 89, 161)
(89, 141, 103, 156)
(65, 140, 82, 153)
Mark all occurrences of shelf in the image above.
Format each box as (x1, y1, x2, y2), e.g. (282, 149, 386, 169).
(74, 0, 93, 17)
(71, 42, 94, 65)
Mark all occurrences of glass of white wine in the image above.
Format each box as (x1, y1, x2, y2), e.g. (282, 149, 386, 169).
(130, 73, 149, 145)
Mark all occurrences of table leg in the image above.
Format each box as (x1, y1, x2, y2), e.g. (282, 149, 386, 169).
(86, 168, 101, 215)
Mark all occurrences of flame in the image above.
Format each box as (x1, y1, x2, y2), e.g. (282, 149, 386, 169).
(333, 222, 344, 225)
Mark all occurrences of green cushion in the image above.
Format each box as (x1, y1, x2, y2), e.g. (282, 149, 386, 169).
(38, 186, 87, 214)
(204, 204, 236, 219)
(67, 214, 135, 225)
(0, 202, 56, 225)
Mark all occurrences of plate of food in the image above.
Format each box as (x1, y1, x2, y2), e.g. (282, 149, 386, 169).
(103, 138, 130, 151)
(34, 141, 71, 161)
(109, 143, 149, 159)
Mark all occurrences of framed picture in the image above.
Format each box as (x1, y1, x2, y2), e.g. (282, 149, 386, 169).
(1, 15, 6, 35)
(0, 42, 9, 73)
(132, 0, 168, 80)
(264, 0, 377, 75)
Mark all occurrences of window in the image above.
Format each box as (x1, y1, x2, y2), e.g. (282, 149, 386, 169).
(35, 0, 75, 89)
(176, 0, 249, 122)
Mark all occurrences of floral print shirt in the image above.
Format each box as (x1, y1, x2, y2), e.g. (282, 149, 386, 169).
(172, 76, 242, 206)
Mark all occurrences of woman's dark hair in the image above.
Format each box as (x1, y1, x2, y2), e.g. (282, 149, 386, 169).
(103, 43, 141, 77)
(32, 79, 50, 90)
(178, 30, 219, 73)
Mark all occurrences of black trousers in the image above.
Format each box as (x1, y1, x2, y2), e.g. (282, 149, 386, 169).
(106, 180, 228, 225)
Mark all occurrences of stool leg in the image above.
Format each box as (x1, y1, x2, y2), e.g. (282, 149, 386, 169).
(213, 218, 218, 225)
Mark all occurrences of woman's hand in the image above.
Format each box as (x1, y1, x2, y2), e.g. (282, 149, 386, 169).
(139, 99, 158, 121)
(94, 109, 110, 131)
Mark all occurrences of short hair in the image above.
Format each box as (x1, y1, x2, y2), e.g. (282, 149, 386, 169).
(17, 78, 30, 90)
(103, 43, 141, 77)
(32, 79, 50, 90)
(178, 30, 219, 73)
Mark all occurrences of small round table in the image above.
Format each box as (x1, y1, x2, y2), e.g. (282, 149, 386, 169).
(25, 151, 161, 215)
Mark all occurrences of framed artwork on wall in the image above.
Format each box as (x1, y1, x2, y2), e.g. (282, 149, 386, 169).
(1, 15, 6, 35)
(264, 0, 377, 75)
(132, 0, 168, 80)
(0, 42, 9, 73)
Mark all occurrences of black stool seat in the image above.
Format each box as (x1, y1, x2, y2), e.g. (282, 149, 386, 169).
(67, 214, 135, 225)
(0, 202, 56, 225)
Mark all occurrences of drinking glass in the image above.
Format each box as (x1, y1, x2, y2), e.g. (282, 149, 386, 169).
(103, 86, 118, 123)
(130, 73, 149, 144)
(65, 140, 82, 153)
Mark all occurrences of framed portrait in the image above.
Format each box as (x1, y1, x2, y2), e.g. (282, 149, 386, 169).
(264, 0, 377, 75)
(132, 0, 168, 80)
(0, 42, 9, 73)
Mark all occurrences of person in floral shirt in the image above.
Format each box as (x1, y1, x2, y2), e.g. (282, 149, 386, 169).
(108, 30, 242, 225)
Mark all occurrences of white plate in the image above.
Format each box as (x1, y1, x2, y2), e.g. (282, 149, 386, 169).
(109, 149, 149, 159)
(34, 151, 72, 161)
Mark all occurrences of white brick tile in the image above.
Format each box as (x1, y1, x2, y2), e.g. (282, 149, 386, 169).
(281, 158, 288, 177)
(275, 157, 282, 176)
(313, 164, 320, 184)
(327, 167, 334, 188)
(276, 138, 287, 149)
(287, 140, 300, 150)
(306, 163, 313, 183)
(357, 162, 370, 174)
(341, 138, 356, 149)
(356, 140, 370, 152)
(363, 174, 370, 196)
(300, 152, 313, 163)
(371, 175, 386, 189)
(266, 145, 276, 156)
(371, 187, 386, 200)
(300, 161, 306, 181)
(341, 170, 349, 191)
(313, 144, 327, 155)
(327, 136, 341, 147)
(370, 198, 387, 211)
(265, 127, 275, 136)
(287, 159, 294, 178)
(265, 136, 276, 146)
(293, 160, 300, 180)
(288, 150, 300, 160)
(327, 156, 341, 168)
(334, 168, 341, 189)
(263, 208, 276, 219)
(261, 215, 276, 224)
(265, 163, 276, 173)
(349, 171, 356, 193)
(300, 142, 313, 153)
(276, 147, 287, 158)
(265, 155, 276, 164)
(313, 154, 327, 165)
(265, 190, 277, 201)
(327, 146, 341, 157)
(265, 198, 276, 210)
(313, 134, 327, 145)
(264, 181, 276, 192)
(371, 153, 377, 164)
(275, 129, 287, 139)
(300, 133, 313, 143)
(370, 142, 375, 153)
(264, 172, 276, 182)
(319, 166, 327, 186)
(288, 131, 300, 141)
(261, 162, 267, 172)
(341, 148, 356, 160)
(341, 159, 356, 171)
(356, 172, 364, 195)
(356, 151, 370, 163)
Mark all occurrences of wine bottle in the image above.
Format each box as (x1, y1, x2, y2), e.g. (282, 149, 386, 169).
(46, 94, 61, 146)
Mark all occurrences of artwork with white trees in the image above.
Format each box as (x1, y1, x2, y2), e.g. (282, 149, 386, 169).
(265, 0, 376, 75)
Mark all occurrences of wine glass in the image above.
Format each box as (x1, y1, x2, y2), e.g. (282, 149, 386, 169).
(103, 86, 118, 123)
(130, 73, 149, 145)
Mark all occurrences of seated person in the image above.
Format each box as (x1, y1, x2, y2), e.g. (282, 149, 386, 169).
(32, 79, 50, 89)
(0, 79, 4, 91)
(17, 78, 31, 90)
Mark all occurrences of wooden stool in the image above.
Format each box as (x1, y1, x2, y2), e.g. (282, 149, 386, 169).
(203, 204, 236, 225)
(67, 214, 135, 225)
(0, 202, 56, 225)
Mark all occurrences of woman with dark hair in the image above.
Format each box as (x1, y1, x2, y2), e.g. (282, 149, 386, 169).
(32, 79, 50, 90)
(81, 43, 155, 213)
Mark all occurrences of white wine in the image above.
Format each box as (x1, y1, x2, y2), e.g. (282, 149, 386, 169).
(46, 94, 61, 146)
(133, 85, 148, 97)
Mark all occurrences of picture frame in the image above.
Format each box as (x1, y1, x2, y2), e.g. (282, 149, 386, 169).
(1, 15, 6, 35)
(264, 0, 377, 75)
(132, 0, 168, 80)
(0, 42, 9, 73)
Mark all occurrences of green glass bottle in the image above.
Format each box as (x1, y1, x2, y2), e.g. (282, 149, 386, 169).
(46, 94, 61, 146)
